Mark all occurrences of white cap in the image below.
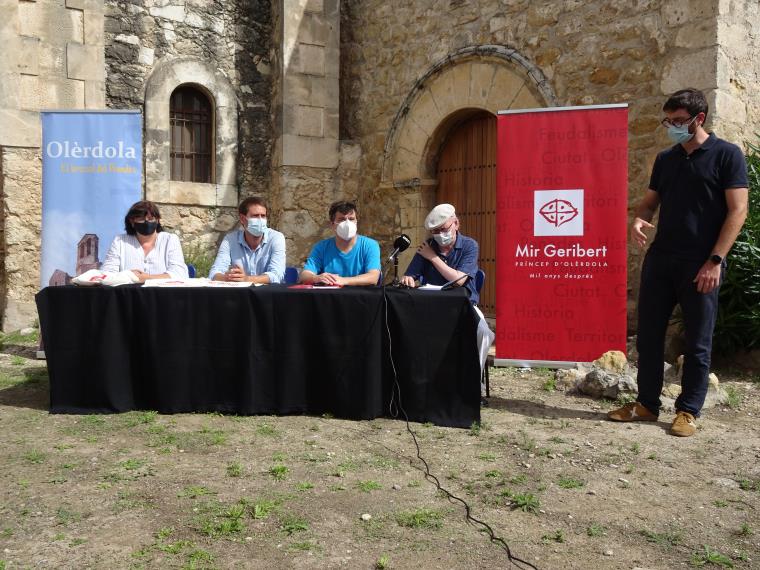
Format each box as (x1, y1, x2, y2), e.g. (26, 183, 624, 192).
(424, 203, 456, 230)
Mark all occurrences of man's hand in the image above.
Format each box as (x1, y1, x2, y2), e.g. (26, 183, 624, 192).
(400, 275, 417, 287)
(631, 217, 655, 248)
(314, 272, 342, 285)
(417, 242, 437, 261)
(693, 261, 721, 294)
(225, 266, 248, 282)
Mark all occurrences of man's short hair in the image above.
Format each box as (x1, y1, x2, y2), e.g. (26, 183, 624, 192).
(663, 88, 708, 120)
(124, 200, 163, 235)
(328, 200, 357, 222)
(239, 196, 268, 216)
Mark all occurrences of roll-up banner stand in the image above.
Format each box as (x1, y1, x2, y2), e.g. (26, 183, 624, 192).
(495, 104, 628, 367)
(38, 110, 143, 358)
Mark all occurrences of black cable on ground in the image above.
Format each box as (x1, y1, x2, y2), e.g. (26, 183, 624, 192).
(382, 286, 538, 570)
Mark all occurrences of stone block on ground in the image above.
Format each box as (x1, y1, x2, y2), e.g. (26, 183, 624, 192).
(593, 350, 628, 373)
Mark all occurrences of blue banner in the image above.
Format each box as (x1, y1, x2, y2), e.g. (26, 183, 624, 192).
(40, 111, 142, 287)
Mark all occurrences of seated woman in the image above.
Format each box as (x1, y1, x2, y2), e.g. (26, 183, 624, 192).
(101, 200, 188, 282)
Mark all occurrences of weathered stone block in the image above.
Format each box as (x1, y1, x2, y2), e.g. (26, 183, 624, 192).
(486, 67, 526, 111)
(305, 0, 324, 14)
(66, 0, 85, 9)
(298, 43, 325, 76)
(84, 80, 105, 108)
(391, 146, 423, 182)
(299, 13, 330, 46)
(281, 134, 339, 168)
(216, 184, 238, 207)
(67, 42, 105, 81)
(661, 47, 719, 93)
(0, 109, 42, 147)
(84, 5, 104, 45)
(149, 5, 186, 23)
(296, 104, 324, 137)
(468, 62, 496, 107)
(16, 36, 40, 76)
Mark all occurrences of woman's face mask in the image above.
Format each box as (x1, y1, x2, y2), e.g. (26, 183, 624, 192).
(133, 220, 158, 236)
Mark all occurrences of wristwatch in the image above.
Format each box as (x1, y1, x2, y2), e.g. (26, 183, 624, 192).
(710, 254, 723, 265)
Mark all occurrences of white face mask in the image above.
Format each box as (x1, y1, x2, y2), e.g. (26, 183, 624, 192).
(433, 231, 454, 246)
(246, 217, 267, 237)
(335, 219, 357, 240)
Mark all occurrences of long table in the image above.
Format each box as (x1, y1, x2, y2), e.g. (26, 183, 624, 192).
(36, 285, 481, 427)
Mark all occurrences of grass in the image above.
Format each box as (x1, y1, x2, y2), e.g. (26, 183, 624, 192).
(269, 464, 289, 480)
(506, 492, 540, 513)
(256, 423, 278, 436)
(356, 480, 382, 492)
(724, 385, 742, 409)
(226, 462, 243, 477)
(484, 469, 503, 479)
(249, 499, 279, 520)
(477, 452, 496, 462)
(557, 476, 585, 489)
(296, 481, 314, 491)
(542, 377, 556, 392)
(376, 554, 390, 569)
(639, 528, 683, 547)
(737, 523, 753, 536)
(395, 508, 443, 529)
(196, 503, 245, 538)
(690, 545, 734, 568)
(22, 449, 46, 464)
(178, 486, 215, 499)
(280, 514, 308, 535)
(587, 523, 606, 537)
(120, 458, 147, 470)
(542, 530, 564, 543)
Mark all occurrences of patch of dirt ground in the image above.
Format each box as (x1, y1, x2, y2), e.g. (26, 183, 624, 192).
(1, 337, 759, 569)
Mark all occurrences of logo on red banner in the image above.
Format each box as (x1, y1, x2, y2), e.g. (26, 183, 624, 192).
(534, 189, 584, 236)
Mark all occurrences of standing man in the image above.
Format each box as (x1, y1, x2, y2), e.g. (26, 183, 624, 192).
(209, 197, 286, 284)
(300, 200, 381, 286)
(608, 88, 748, 436)
(401, 203, 495, 393)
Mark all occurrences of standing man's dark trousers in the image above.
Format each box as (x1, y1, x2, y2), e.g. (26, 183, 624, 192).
(635, 250, 722, 417)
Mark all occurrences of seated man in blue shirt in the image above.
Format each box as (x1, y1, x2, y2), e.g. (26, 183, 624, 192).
(208, 197, 286, 283)
(300, 200, 381, 286)
(401, 203, 494, 394)
(400, 203, 479, 302)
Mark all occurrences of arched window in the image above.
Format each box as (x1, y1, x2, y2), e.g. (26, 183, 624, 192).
(169, 85, 213, 183)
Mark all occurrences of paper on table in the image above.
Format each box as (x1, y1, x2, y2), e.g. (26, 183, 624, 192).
(418, 284, 443, 290)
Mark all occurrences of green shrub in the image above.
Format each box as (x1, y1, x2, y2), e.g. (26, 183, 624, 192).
(713, 138, 760, 354)
(183, 242, 216, 279)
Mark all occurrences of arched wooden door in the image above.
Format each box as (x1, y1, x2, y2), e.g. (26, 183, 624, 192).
(436, 113, 496, 318)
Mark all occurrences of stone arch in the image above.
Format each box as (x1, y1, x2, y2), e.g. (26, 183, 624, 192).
(382, 45, 557, 185)
(144, 56, 240, 207)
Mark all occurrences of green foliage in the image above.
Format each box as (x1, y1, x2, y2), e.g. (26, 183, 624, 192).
(280, 514, 308, 535)
(226, 462, 243, 478)
(183, 243, 216, 280)
(356, 480, 382, 492)
(395, 508, 443, 529)
(587, 524, 606, 537)
(713, 138, 760, 354)
(376, 554, 390, 569)
(557, 476, 585, 489)
(269, 464, 289, 480)
(690, 545, 734, 568)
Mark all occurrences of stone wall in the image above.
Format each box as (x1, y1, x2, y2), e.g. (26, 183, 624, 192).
(716, 0, 760, 149)
(339, 0, 755, 329)
(104, 0, 272, 256)
(0, 0, 105, 330)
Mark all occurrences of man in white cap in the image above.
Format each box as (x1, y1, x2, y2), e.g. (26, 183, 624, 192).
(401, 204, 495, 395)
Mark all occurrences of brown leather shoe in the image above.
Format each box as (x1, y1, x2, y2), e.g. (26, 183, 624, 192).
(670, 411, 697, 437)
(607, 402, 658, 422)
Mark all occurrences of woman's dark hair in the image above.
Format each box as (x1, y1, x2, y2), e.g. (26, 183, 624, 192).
(663, 88, 708, 120)
(124, 200, 163, 235)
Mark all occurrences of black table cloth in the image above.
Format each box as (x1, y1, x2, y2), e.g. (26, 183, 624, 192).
(36, 285, 481, 427)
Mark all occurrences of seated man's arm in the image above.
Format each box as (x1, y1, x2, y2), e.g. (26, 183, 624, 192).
(261, 231, 287, 284)
(449, 238, 479, 287)
(339, 269, 380, 286)
(209, 235, 232, 281)
(300, 242, 324, 284)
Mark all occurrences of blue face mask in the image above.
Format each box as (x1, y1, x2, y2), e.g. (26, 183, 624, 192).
(246, 217, 267, 237)
(667, 123, 695, 145)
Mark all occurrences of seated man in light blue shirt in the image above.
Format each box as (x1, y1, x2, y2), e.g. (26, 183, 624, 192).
(208, 197, 286, 284)
(300, 200, 381, 286)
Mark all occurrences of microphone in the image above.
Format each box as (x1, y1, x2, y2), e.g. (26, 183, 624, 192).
(387, 234, 411, 261)
(441, 273, 472, 291)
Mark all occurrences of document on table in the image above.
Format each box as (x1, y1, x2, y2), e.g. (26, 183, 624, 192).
(142, 278, 262, 288)
(418, 284, 443, 290)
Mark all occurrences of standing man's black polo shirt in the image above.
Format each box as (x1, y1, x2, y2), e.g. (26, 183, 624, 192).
(648, 132, 748, 261)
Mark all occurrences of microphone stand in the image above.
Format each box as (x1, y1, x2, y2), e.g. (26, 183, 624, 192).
(391, 254, 400, 286)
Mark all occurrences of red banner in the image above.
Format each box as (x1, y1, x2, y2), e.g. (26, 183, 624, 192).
(495, 105, 628, 363)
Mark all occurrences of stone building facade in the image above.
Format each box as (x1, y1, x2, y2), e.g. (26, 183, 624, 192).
(0, 0, 758, 333)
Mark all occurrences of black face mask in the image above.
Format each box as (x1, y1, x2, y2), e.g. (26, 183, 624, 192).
(133, 221, 158, 236)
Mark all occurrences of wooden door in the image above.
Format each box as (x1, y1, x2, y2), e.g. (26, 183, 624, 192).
(436, 113, 496, 317)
